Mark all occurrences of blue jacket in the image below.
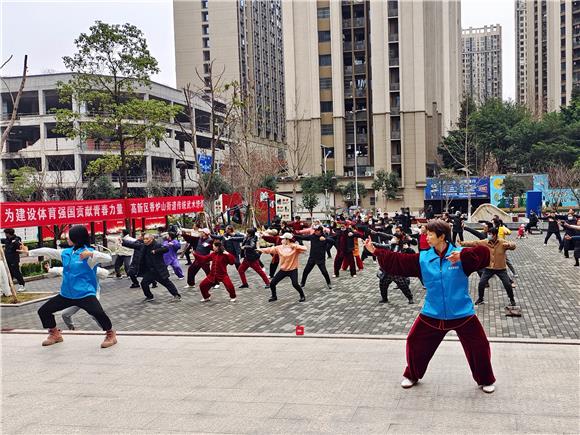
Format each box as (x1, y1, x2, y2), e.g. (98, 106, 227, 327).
(60, 247, 98, 299)
(419, 244, 474, 320)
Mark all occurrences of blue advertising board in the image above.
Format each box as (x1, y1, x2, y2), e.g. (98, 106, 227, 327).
(425, 177, 489, 200)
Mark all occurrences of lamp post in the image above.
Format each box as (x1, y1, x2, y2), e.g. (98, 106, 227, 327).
(350, 109, 362, 208)
(176, 160, 188, 226)
(321, 145, 332, 219)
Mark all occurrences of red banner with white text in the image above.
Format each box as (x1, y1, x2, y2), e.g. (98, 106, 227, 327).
(0, 196, 205, 228)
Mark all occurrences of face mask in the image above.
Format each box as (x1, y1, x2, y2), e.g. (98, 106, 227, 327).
(487, 235, 493, 240)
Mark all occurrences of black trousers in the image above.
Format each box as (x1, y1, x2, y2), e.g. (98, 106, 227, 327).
(270, 269, 304, 298)
(361, 248, 375, 262)
(560, 238, 573, 257)
(380, 274, 413, 302)
(141, 273, 179, 299)
(7, 260, 25, 286)
(477, 268, 515, 302)
(38, 294, 112, 330)
(544, 230, 562, 245)
(452, 231, 464, 244)
(326, 244, 333, 259)
(301, 258, 331, 286)
(114, 255, 132, 277)
(269, 261, 278, 278)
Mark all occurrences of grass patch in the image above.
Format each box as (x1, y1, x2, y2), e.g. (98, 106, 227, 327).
(1, 292, 54, 304)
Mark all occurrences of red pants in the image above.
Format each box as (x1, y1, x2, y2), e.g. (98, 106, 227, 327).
(342, 255, 363, 271)
(334, 251, 356, 276)
(187, 261, 210, 286)
(238, 259, 270, 285)
(403, 314, 496, 386)
(199, 275, 236, 299)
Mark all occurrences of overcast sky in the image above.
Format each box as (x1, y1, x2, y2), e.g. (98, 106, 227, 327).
(1, 0, 515, 100)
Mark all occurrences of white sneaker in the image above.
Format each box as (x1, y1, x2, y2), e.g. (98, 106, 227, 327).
(332, 274, 338, 278)
(481, 384, 495, 393)
(177, 277, 184, 280)
(400, 377, 416, 389)
(230, 298, 237, 302)
(17, 285, 26, 293)
(352, 274, 357, 278)
(183, 284, 194, 289)
(213, 284, 220, 289)
(200, 298, 211, 303)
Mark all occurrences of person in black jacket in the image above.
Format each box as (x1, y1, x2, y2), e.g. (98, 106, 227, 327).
(238, 228, 270, 288)
(452, 211, 466, 243)
(296, 226, 333, 289)
(541, 212, 563, 246)
(122, 233, 156, 289)
(556, 209, 578, 258)
(373, 233, 415, 305)
(128, 233, 181, 302)
(211, 225, 244, 269)
(525, 210, 539, 235)
(1, 228, 25, 291)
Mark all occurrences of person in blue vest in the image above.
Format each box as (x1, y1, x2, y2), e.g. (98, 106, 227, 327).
(364, 219, 496, 393)
(34, 225, 117, 348)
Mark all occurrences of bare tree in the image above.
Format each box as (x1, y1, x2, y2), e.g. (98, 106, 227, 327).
(547, 165, 580, 209)
(285, 96, 312, 202)
(171, 61, 240, 227)
(1, 55, 28, 152)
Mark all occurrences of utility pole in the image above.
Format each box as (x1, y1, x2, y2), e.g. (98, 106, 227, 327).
(351, 110, 360, 208)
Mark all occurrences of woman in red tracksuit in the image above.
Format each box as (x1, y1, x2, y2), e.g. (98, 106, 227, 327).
(333, 222, 363, 277)
(194, 240, 237, 302)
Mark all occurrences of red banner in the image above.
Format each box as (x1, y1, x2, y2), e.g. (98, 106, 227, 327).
(0, 196, 205, 228)
(126, 195, 204, 218)
(1, 199, 126, 228)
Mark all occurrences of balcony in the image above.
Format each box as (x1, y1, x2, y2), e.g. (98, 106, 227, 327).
(344, 87, 366, 98)
(391, 154, 401, 163)
(344, 64, 366, 75)
(345, 133, 368, 144)
(388, 32, 399, 42)
(391, 130, 401, 139)
(343, 17, 365, 28)
(389, 82, 400, 91)
(111, 174, 147, 184)
(389, 54, 400, 66)
(390, 106, 400, 115)
(343, 40, 366, 51)
(345, 110, 367, 121)
(388, 6, 398, 17)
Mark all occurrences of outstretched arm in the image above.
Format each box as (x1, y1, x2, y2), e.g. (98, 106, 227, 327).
(28, 247, 63, 260)
(365, 238, 421, 277)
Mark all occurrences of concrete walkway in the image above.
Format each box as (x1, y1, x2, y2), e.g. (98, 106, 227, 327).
(2, 333, 578, 434)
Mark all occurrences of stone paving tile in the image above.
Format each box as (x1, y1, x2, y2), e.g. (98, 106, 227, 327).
(2, 233, 578, 339)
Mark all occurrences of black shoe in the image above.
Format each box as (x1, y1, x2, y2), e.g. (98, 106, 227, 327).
(299, 296, 306, 302)
(170, 294, 182, 302)
(239, 284, 249, 289)
(379, 299, 389, 303)
(268, 296, 278, 302)
(185, 262, 192, 266)
(143, 297, 155, 303)
(474, 298, 484, 305)
(264, 285, 270, 289)
(408, 299, 415, 304)
(509, 299, 516, 306)
(130, 284, 140, 289)
(152, 284, 157, 288)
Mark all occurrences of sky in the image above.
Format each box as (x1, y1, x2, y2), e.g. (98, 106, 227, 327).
(1, 0, 515, 100)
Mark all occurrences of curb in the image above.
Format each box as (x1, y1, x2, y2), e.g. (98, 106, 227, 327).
(1, 329, 578, 345)
(0, 293, 56, 307)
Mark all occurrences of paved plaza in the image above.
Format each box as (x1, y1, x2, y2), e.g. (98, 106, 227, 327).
(2, 333, 578, 434)
(2, 232, 578, 339)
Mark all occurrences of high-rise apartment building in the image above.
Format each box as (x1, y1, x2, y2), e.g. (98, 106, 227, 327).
(173, 0, 286, 144)
(282, 0, 461, 209)
(516, 0, 579, 116)
(515, 0, 528, 105)
(462, 25, 503, 103)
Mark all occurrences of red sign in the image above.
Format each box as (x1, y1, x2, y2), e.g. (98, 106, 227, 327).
(126, 195, 204, 218)
(1, 199, 126, 228)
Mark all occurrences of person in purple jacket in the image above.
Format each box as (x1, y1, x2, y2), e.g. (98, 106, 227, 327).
(162, 232, 184, 279)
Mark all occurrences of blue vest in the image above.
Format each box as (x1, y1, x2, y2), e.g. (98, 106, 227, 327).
(419, 244, 474, 320)
(60, 247, 98, 299)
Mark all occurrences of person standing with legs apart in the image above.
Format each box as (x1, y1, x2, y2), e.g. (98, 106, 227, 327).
(122, 233, 155, 289)
(32, 226, 117, 348)
(1, 228, 26, 292)
(364, 220, 496, 393)
(107, 229, 133, 279)
(136, 233, 182, 302)
(211, 225, 244, 269)
(541, 212, 563, 246)
(451, 211, 466, 244)
(195, 241, 238, 302)
(181, 228, 212, 289)
(162, 232, 184, 279)
(257, 233, 307, 302)
(460, 228, 517, 307)
(295, 226, 333, 289)
(238, 228, 270, 288)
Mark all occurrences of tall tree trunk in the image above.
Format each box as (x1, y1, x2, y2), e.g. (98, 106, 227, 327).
(1, 55, 28, 152)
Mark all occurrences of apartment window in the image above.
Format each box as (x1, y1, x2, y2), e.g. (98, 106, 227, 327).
(319, 77, 332, 89)
(320, 101, 333, 112)
(203, 50, 210, 61)
(319, 54, 331, 66)
(204, 64, 210, 74)
(202, 11, 209, 22)
(201, 0, 208, 9)
(318, 31, 331, 42)
(317, 7, 330, 18)
(202, 24, 209, 35)
(47, 155, 75, 171)
(203, 37, 210, 48)
(321, 124, 334, 135)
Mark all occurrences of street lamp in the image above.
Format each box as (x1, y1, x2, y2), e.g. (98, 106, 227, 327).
(350, 109, 363, 208)
(176, 160, 188, 226)
(321, 145, 332, 219)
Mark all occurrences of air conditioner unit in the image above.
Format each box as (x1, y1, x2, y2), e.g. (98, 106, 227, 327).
(364, 171, 372, 177)
(347, 171, 354, 177)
